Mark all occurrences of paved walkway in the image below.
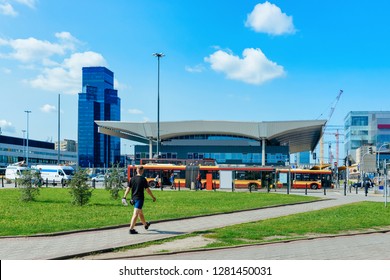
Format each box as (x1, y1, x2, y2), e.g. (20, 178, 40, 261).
(0, 190, 388, 260)
(133, 231, 390, 260)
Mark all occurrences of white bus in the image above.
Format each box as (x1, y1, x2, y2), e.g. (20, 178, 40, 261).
(34, 165, 75, 184)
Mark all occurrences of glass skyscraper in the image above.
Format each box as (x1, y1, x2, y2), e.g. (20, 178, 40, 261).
(78, 67, 121, 167)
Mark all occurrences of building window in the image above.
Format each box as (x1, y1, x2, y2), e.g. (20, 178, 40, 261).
(351, 130, 368, 136)
(351, 116, 368, 126)
(351, 140, 368, 149)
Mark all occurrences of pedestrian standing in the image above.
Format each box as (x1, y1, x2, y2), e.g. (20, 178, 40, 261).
(170, 172, 175, 189)
(196, 172, 202, 190)
(122, 165, 156, 234)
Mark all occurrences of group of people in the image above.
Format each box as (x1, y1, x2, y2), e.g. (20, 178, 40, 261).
(153, 173, 176, 190)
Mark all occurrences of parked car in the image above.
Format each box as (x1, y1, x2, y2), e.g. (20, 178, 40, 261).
(351, 182, 363, 188)
(91, 174, 107, 182)
(351, 180, 374, 189)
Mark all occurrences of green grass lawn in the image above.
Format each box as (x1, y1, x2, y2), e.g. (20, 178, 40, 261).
(0, 188, 319, 236)
(202, 201, 390, 248)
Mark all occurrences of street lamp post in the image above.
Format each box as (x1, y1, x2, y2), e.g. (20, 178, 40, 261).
(377, 142, 389, 172)
(58, 94, 61, 164)
(360, 152, 370, 188)
(24, 110, 31, 166)
(153, 52, 165, 158)
(22, 130, 26, 161)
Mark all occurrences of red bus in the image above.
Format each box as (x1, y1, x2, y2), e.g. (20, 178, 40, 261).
(277, 168, 333, 189)
(127, 163, 276, 190)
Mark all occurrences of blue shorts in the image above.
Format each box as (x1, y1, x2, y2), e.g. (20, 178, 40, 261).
(133, 199, 144, 209)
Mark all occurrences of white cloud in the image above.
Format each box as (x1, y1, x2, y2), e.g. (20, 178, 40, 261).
(0, 32, 108, 95)
(205, 48, 285, 85)
(13, 0, 36, 9)
(128, 109, 143, 115)
(28, 51, 107, 94)
(0, 33, 78, 63)
(0, 119, 15, 133)
(245, 2, 296, 35)
(40, 104, 56, 113)
(1, 67, 11, 74)
(55, 31, 80, 51)
(0, 3, 17, 16)
(0, 0, 36, 16)
(114, 78, 129, 91)
(185, 64, 205, 73)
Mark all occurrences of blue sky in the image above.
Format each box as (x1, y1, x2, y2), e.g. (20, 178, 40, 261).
(0, 0, 390, 159)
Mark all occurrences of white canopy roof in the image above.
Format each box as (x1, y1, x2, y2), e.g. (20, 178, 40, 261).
(95, 119, 326, 153)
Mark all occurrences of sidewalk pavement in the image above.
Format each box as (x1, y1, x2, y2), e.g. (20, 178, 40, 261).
(0, 190, 387, 260)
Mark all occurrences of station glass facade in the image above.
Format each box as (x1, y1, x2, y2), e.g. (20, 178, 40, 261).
(134, 135, 289, 166)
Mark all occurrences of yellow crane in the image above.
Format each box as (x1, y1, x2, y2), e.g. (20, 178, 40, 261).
(319, 90, 343, 165)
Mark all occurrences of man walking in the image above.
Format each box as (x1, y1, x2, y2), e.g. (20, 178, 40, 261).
(122, 165, 156, 234)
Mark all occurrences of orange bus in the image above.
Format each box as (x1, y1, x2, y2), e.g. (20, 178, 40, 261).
(277, 168, 333, 189)
(127, 163, 276, 190)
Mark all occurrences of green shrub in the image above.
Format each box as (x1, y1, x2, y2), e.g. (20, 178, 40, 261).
(105, 164, 125, 200)
(17, 169, 40, 202)
(68, 168, 93, 206)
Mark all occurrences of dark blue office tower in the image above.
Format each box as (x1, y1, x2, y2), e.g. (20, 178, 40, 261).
(78, 66, 121, 168)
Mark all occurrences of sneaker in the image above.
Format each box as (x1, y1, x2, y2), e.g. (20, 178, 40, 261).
(129, 229, 138, 234)
(144, 222, 151, 230)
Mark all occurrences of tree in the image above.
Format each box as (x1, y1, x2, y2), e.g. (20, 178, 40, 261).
(68, 168, 93, 206)
(105, 164, 125, 200)
(17, 169, 40, 202)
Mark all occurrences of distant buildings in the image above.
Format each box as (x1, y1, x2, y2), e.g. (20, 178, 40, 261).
(344, 111, 390, 162)
(55, 139, 76, 152)
(0, 135, 77, 167)
(78, 66, 121, 168)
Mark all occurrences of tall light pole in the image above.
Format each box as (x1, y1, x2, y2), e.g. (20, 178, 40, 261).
(22, 130, 26, 161)
(377, 143, 390, 206)
(24, 110, 31, 166)
(377, 142, 389, 171)
(153, 52, 165, 158)
(58, 94, 61, 164)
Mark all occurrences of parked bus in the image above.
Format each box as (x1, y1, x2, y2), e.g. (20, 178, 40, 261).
(127, 163, 276, 190)
(277, 168, 333, 189)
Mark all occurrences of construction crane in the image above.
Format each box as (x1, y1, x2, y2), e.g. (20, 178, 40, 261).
(326, 131, 345, 165)
(324, 126, 344, 165)
(319, 90, 343, 165)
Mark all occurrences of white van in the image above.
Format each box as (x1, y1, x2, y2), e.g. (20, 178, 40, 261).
(34, 165, 75, 184)
(5, 165, 29, 180)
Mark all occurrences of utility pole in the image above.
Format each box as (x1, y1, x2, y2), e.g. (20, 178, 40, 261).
(24, 110, 32, 166)
(58, 94, 61, 164)
(153, 52, 165, 158)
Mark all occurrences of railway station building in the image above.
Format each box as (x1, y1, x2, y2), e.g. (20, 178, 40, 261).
(95, 120, 326, 166)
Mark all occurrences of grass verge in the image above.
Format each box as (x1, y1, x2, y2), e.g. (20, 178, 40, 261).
(202, 201, 390, 248)
(0, 188, 318, 236)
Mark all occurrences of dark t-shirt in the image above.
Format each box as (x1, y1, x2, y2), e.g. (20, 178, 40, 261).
(130, 175, 149, 200)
